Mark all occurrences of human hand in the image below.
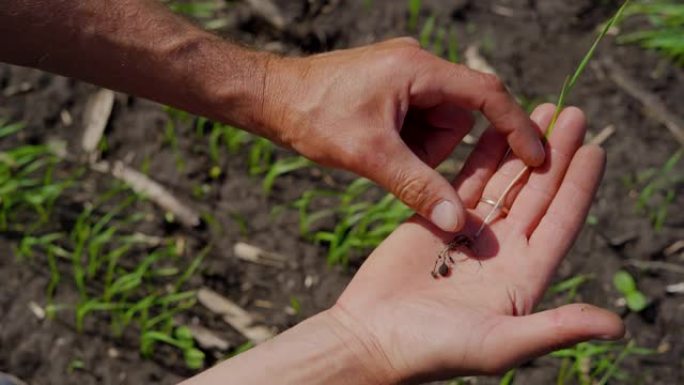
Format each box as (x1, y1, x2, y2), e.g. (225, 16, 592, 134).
(262, 38, 546, 232)
(182, 105, 624, 385)
(324, 104, 625, 383)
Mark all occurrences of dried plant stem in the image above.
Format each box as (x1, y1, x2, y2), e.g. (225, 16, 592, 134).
(475, 165, 529, 236)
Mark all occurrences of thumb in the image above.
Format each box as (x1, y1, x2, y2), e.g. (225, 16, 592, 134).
(366, 141, 466, 232)
(482, 304, 625, 373)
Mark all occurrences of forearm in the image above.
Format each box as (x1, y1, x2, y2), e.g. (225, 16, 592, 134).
(181, 308, 399, 385)
(0, 0, 276, 136)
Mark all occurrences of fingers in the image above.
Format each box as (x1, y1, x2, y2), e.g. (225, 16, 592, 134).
(471, 104, 555, 219)
(482, 304, 625, 373)
(410, 57, 545, 167)
(451, 128, 509, 208)
(453, 104, 555, 211)
(375, 105, 473, 233)
(506, 107, 587, 236)
(365, 140, 467, 232)
(529, 144, 606, 258)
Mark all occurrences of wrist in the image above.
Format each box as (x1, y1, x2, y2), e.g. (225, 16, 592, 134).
(197, 41, 272, 132)
(320, 305, 403, 385)
(205, 45, 304, 147)
(182, 307, 401, 385)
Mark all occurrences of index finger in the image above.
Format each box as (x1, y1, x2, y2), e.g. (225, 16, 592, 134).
(409, 56, 546, 166)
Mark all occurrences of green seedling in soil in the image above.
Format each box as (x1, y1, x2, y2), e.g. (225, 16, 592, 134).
(419, 15, 436, 48)
(163, 106, 191, 172)
(292, 189, 338, 237)
(433, 27, 447, 57)
(226, 341, 255, 359)
(167, 0, 220, 20)
(0, 135, 69, 230)
(248, 137, 275, 175)
(314, 179, 412, 265)
(262, 156, 311, 195)
(67, 358, 85, 373)
(141, 325, 205, 369)
(547, 274, 593, 303)
(16, 232, 67, 302)
(76, 246, 163, 331)
(207, 122, 249, 178)
(208, 123, 224, 168)
(447, 27, 460, 63)
(585, 213, 599, 226)
(194, 116, 210, 137)
(223, 124, 252, 154)
(0, 118, 24, 138)
(540, 275, 654, 385)
(165, 0, 227, 30)
(200, 211, 224, 233)
(613, 270, 649, 312)
(433, 1, 630, 278)
(626, 149, 682, 231)
(140, 154, 153, 174)
(289, 295, 302, 315)
(620, 1, 684, 66)
(499, 370, 516, 385)
(407, 0, 422, 32)
(2, 118, 205, 369)
(44, 188, 203, 367)
(292, 178, 413, 264)
(552, 340, 653, 385)
(192, 182, 212, 199)
(74, 240, 204, 369)
(227, 211, 250, 236)
(16, 232, 64, 260)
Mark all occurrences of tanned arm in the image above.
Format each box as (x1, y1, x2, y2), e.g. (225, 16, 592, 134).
(0, 0, 273, 136)
(1, 0, 547, 239)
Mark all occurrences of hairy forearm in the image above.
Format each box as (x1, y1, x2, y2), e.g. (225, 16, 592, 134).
(181, 308, 398, 385)
(0, 0, 276, 135)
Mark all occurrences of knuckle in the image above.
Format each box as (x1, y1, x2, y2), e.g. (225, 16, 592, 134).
(348, 148, 372, 171)
(380, 45, 425, 69)
(394, 172, 432, 210)
(393, 36, 421, 47)
(338, 144, 366, 171)
(480, 72, 506, 93)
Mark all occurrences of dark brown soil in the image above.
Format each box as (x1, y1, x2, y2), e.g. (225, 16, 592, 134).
(1, 1, 682, 384)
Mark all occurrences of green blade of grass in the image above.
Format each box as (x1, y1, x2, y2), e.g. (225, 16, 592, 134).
(568, 1, 630, 90)
(545, 0, 631, 138)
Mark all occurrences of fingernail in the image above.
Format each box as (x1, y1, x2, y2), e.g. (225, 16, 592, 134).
(533, 139, 546, 165)
(431, 200, 459, 232)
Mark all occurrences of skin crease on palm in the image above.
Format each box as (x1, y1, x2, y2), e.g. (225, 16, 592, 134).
(332, 104, 625, 383)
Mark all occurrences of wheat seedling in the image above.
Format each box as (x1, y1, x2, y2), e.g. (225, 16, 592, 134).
(474, 1, 631, 238)
(431, 1, 632, 278)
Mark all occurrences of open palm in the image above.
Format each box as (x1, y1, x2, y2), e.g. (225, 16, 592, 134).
(332, 105, 625, 383)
